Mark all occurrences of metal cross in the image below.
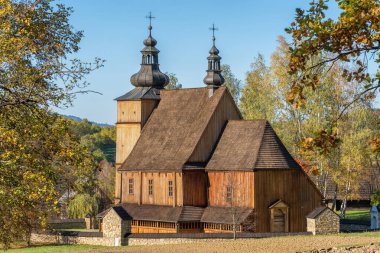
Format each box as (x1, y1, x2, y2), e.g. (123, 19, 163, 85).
(209, 23, 218, 40)
(146, 12, 156, 27)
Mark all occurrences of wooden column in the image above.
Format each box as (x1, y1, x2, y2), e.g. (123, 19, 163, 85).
(173, 172, 176, 207)
(139, 172, 143, 205)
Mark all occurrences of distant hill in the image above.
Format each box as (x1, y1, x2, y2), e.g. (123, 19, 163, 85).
(63, 115, 114, 128)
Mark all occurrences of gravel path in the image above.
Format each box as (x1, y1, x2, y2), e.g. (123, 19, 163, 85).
(82, 235, 380, 253)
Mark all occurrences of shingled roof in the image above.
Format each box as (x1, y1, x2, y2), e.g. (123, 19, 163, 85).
(201, 207, 254, 225)
(120, 87, 237, 172)
(206, 120, 301, 171)
(96, 206, 131, 220)
(115, 87, 161, 101)
(97, 204, 205, 223)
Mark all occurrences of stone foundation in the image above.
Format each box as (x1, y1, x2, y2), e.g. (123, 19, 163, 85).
(31, 233, 121, 247)
(31, 231, 311, 247)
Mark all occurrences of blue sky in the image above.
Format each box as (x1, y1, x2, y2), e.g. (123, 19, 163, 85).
(55, 0, 343, 124)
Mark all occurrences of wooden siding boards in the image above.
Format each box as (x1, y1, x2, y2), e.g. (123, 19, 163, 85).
(121, 172, 184, 207)
(182, 171, 207, 207)
(115, 96, 157, 202)
(253, 169, 323, 232)
(208, 172, 254, 208)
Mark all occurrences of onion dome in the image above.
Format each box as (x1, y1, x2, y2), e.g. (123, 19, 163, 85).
(130, 13, 169, 89)
(203, 24, 225, 88)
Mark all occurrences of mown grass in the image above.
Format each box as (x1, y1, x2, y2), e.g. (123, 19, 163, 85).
(7, 244, 108, 253)
(339, 231, 380, 237)
(344, 210, 370, 221)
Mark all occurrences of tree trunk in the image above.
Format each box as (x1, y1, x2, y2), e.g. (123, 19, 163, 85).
(332, 184, 338, 211)
(340, 198, 347, 218)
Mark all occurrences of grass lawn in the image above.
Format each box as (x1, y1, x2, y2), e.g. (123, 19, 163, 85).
(344, 210, 370, 221)
(7, 244, 108, 253)
(339, 231, 380, 237)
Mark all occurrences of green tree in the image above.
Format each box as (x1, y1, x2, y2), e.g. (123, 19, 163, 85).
(165, 72, 182, 90)
(371, 190, 380, 206)
(71, 120, 116, 163)
(67, 193, 99, 219)
(240, 54, 276, 122)
(221, 64, 241, 103)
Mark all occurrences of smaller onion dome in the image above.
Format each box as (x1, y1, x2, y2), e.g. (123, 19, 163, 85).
(203, 24, 225, 88)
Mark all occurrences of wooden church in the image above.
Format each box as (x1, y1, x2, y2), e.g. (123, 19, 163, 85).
(100, 18, 323, 234)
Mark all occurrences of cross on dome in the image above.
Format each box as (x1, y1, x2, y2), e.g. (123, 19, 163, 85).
(146, 12, 155, 32)
(209, 23, 218, 44)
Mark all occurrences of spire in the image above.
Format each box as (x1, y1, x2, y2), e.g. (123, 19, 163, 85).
(130, 12, 169, 89)
(203, 23, 224, 90)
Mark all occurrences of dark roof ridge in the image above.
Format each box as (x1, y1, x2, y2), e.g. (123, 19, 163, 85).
(228, 119, 267, 122)
(161, 87, 209, 92)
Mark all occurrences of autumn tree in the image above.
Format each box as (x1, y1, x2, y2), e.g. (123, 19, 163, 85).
(0, 0, 102, 248)
(0, 110, 97, 247)
(286, 0, 380, 107)
(221, 64, 241, 103)
(285, 0, 380, 154)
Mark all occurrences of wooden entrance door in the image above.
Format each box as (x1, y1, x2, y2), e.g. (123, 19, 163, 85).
(272, 209, 285, 232)
(269, 200, 289, 233)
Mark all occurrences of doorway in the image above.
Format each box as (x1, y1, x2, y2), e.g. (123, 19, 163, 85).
(269, 200, 289, 232)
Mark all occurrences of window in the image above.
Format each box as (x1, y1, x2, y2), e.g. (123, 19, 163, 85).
(148, 179, 153, 195)
(128, 178, 134, 195)
(168, 180, 173, 197)
(226, 186, 232, 203)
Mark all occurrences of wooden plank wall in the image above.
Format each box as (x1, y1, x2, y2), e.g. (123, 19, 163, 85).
(115, 99, 157, 201)
(116, 124, 141, 164)
(117, 101, 141, 123)
(188, 91, 241, 162)
(121, 172, 140, 204)
(208, 172, 254, 208)
(121, 172, 183, 206)
(116, 100, 158, 165)
(254, 169, 323, 232)
(182, 171, 207, 207)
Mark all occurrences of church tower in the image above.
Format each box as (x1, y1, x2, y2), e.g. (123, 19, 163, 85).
(114, 13, 169, 203)
(203, 24, 224, 96)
